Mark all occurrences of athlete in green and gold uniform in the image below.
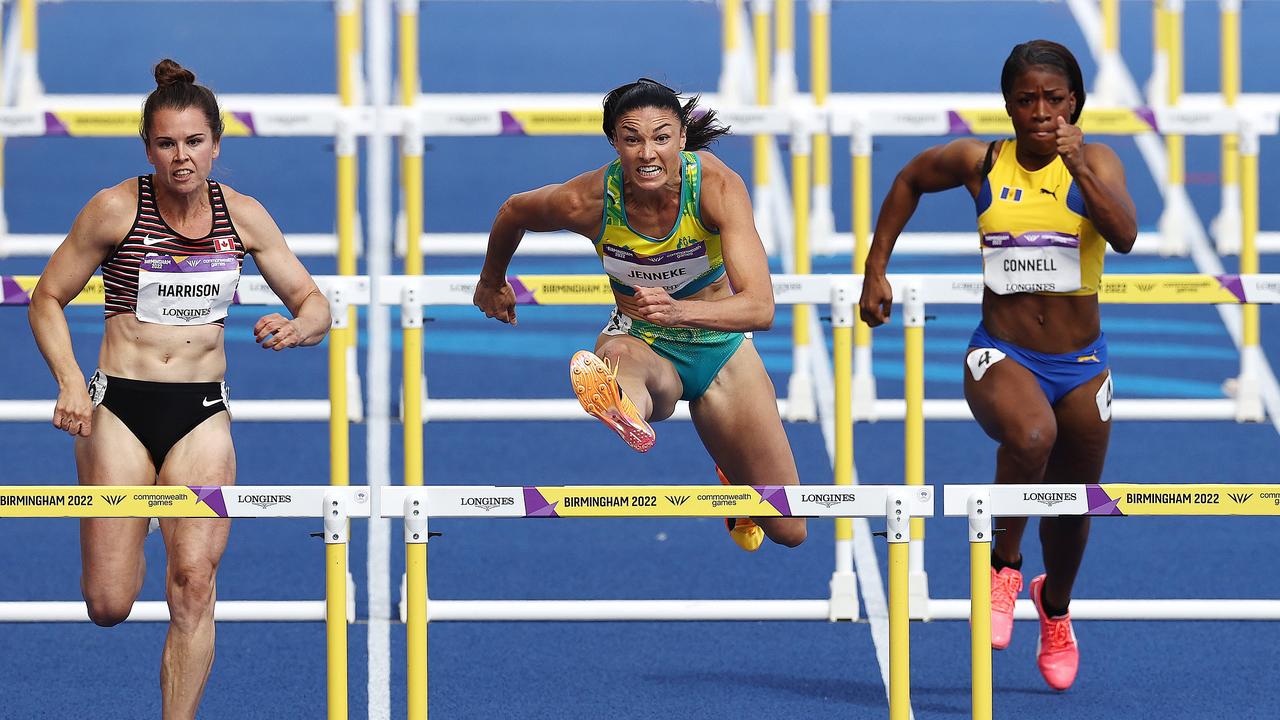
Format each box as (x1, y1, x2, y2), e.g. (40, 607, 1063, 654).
(474, 79, 806, 552)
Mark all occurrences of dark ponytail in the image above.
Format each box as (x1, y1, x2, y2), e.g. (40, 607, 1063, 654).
(602, 78, 731, 151)
(1000, 40, 1086, 124)
(141, 59, 224, 142)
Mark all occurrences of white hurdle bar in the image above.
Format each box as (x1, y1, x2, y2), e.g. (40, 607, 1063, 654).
(0, 484, 370, 719)
(946, 482, 1280, 720)
(375, 272, 1280, 424)
(0, 485, 371, 624)
(384, 483, 932, 720)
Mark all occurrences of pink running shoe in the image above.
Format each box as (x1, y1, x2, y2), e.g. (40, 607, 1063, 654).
(990, 566, 1023, 650)
(1030, 574, 1079, 691)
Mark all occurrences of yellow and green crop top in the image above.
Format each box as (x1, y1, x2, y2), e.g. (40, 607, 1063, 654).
(976, 139, 1105, 296)
(594, 151, 725, 299)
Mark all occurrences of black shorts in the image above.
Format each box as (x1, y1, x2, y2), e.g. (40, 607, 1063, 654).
(89, 370, 230, 470)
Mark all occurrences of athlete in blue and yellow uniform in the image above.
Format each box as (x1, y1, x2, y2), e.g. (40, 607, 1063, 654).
(474, 79, 806, 552)
(858, 42, 1137, 691)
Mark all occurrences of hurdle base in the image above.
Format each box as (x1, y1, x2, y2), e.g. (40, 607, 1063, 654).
(828, 571, 860, 621)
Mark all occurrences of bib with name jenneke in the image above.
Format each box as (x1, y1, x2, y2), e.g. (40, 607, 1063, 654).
(975, 139, 1105, 296)
(594, 151, 725, 299)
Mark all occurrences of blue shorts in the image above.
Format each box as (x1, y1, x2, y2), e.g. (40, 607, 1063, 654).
(967, 322, 1108, 405)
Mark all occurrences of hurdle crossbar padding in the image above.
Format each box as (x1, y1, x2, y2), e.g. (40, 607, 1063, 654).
(379, 484, 934, 519)
(0, 399, 332, 422)
(0, 485, 372, 518)
(0, 600, 327, 623)
(427, 599, 831, 622)
(943, 483, 1280, 517)
(922, 599, 1280, 622)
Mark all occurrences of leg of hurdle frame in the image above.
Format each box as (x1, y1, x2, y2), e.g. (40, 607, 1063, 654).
(325, 489, 353, 720)
(885, 486, 913, 720)
(967, 489, 994, 720)
(404, 490, 429, 720)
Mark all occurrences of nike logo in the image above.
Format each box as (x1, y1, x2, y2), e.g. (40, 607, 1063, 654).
(142, 235, 165, 246)
(202, 397, 223, 407)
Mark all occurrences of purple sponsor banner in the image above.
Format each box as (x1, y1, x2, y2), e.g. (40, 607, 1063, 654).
(1086, 485, 1123, 516)
(507, 277, 537, 304)
(757, 486, 791, 516)
(139, 253, 239, 274)
(1136, 108, 1158, 133)
(44, 112, 71, 137)
(1216, 274, 1247, 303)
(602, 243, 706, 266)
(231, 112, 257, 135)
(499, 112, 525, 136)
(190, 486, 229, 518)
(947, 111, 972, 135)
(2, 277, 31, 305)
(981, 231, 1080, 249)
(523, 487, 559, 517)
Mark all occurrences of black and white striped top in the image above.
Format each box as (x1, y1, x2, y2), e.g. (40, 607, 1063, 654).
(102, 175, 245, 323)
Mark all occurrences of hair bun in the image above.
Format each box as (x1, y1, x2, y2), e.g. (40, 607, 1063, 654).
(154, 59, 196, 88)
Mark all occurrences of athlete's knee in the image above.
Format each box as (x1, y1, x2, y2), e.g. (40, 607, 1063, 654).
(1002, 423, 1057, 469)
(769, 519, 807, 548)
(83, 589, 135, 627)
(596, 338, 644, 365)
(166, 561, 218, 628)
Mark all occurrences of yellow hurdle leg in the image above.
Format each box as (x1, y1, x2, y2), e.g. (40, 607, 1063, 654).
(886, 488, 912, 720)
(406, 493, 430, 720)
(324, 492, 351, 720)
(969, 492, 993, 720)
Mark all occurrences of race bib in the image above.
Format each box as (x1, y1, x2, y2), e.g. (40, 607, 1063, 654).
(602, 243, 711, 294)
(135, 252, 240, 325)
(982, 231, 1082, 294)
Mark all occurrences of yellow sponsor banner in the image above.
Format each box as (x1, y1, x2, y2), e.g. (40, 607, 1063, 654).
(1104, 484, 1280, 516)
(0, 486, 223, 518)
(532, 486, 783, 518)
(1099, 274, 1242, 304)
(49, 111, 253, 137)
(953, 109, 1153, 136)
(514, 274, 614, 305)
(507, 109, 602, 136)
(10, 275, 104, 305)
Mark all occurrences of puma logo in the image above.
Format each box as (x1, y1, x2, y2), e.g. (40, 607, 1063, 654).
(1040, 187, 1059, 200)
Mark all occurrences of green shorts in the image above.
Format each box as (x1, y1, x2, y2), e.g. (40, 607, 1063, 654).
(602, 309, 746, 401)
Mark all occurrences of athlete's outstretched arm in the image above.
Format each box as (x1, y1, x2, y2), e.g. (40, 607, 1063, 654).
(635, 153, 773, 333)
(860, 138, 987, 327)
(28, 184, 134, 437)
(230, 191, 330, 350)
(474, 169, 603, 325)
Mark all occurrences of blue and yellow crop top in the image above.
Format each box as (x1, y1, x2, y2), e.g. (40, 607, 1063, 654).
(975, 139, 1105, 296)
(594, 151, 725, 299)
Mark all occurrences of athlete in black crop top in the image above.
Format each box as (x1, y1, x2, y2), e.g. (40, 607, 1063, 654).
(27, 60, 331, 718)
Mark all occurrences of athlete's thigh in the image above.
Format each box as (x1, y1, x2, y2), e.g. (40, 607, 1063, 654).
(593, 331, 683, 419)
(157, 412, 234, 567)
(689, 339, 799, 486)
(963, 348, 1056, 445)
(77, 405, 153, 589)
(1044, 369, 1112, 484)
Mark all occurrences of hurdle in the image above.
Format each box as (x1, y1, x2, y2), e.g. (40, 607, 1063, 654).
(946, 482, 1280, 720)
(381, 482, 933, 720)
(0, 274, 369, 622)
(0, 483, 370, 719)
